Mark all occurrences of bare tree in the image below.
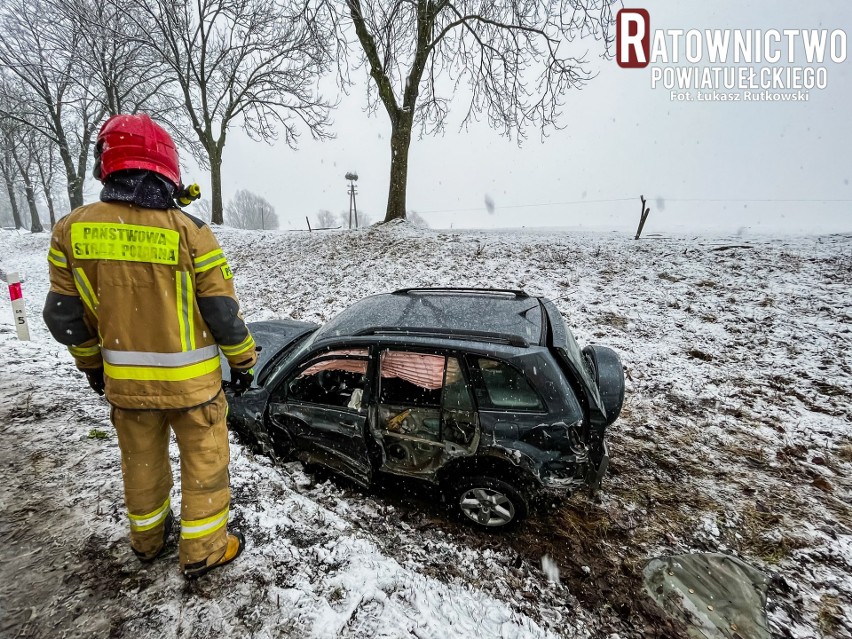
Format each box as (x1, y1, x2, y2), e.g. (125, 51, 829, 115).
(0, 111, 24, 229)
(9, 127, 45, 232)
(193, 199, 214, 223)
(0, 0, 102, 210)
(325, 1, 614, 222)
(316, 209, 338, 228)
(225, 189, 279, 230)
(337, 209, 371, 228)
(0, 181, 13, 228)
(0, 146, 23, 229)
(61, 0, 175, 118)
(122, 0, 335, 225)
(32, 136, 62, 227)
(407, 210, 429, 227)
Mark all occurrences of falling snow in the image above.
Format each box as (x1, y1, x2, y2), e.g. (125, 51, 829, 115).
(1, 223, 850, 638)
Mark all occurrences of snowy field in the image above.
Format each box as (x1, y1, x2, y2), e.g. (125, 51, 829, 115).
(1, 222, 850, 639)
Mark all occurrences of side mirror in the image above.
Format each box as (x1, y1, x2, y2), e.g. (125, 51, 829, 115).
(582, 345, 625, 426)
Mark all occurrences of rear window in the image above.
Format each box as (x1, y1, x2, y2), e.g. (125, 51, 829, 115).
(474, 357, 544, 411)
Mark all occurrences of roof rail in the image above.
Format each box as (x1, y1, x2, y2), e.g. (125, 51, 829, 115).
(354, 326, 529, 348)
(392, 287, 529, 298)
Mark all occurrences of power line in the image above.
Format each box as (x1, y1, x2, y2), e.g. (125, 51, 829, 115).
(418, 196, 852, 215)
(418, 197, 634, 214)
(665, 198, 852, 203)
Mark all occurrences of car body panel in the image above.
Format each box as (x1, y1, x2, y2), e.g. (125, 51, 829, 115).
(269, 400, 372, 485)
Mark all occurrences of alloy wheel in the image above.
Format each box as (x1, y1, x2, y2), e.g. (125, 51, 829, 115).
(459, 487, 516, 527)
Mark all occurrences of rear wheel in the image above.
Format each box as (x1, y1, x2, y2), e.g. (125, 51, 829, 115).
(450, 476, 528, 530)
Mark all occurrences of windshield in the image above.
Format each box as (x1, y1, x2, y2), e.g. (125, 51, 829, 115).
(258, 329, 321, 387)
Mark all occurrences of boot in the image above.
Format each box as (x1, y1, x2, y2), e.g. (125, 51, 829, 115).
(183, 532, 245, 580)
(133, 511, 175, 563)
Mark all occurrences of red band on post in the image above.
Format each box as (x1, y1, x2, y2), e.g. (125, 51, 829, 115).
(8, 283, 22, 301)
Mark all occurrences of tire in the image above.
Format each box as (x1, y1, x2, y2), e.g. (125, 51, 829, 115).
(450, 476, 528, 530)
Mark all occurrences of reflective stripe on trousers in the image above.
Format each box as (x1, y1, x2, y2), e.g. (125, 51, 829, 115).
(181, 506, 229, 540)
(128, 497, 171, 532)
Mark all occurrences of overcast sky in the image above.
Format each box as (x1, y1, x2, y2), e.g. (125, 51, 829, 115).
(167, 1, 851, 234)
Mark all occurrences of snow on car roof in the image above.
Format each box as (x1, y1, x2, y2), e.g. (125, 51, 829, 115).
(313, 288, 545, 346)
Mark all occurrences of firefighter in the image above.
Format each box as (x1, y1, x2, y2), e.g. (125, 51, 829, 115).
(43, 113, 256, 579)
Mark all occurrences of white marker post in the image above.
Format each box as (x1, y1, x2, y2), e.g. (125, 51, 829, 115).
(7, 271, 30, 341)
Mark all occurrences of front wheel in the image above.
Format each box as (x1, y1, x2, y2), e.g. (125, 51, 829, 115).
(450, 476, 528, 530)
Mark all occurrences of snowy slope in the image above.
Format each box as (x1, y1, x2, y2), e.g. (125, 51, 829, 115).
(1, 223, 850, 639)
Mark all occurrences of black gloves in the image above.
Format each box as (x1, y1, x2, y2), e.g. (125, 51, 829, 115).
(85, 368, 105, 395)
(230, 367, 254, 396)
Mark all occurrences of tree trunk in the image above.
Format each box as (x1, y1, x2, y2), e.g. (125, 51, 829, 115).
(53, 117, 85, 210)
(37, 164, 57, 228)
(384, 120, 413, 222)
(44, 191, 56, 228)
(2, 172, 23, 229)
(74, 119, 96, 210)
(11, 149, 44, 232)
(57, 142, 83, 210)
(23, 182, 43, 232)
(210, 153, 224, 225)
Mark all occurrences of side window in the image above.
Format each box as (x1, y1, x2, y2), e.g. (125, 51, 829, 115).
(474, 357, 544, 411)
(379, 351, 445, 441)
(287, 348, 369, 410)
(442, 357, 477, 446)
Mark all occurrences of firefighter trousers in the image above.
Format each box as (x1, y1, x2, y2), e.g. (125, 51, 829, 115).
(111, 392, 231, 568)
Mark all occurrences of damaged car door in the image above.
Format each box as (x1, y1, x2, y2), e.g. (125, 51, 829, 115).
(375, 350, 479, 479)
(267, 348, 373, 486)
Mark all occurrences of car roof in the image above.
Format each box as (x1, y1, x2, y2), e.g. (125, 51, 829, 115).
(312, 288, 546, 348)
(315, 333, 537, 359)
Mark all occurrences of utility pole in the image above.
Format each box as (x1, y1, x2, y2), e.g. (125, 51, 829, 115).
(345, 172, 359, 229)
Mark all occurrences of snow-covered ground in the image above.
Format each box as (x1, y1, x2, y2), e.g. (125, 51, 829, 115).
(1, 223, 850, 639)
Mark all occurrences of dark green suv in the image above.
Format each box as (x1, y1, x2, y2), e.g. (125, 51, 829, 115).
(224, 288, 624, 529)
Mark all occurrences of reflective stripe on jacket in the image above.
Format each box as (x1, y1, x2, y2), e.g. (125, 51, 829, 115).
(43, 201, 257, 410)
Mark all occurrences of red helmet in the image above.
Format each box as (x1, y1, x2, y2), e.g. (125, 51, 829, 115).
(94, 114, 180, 186)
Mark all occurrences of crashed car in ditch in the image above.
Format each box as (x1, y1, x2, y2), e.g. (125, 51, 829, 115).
(224, 288, 624, 529)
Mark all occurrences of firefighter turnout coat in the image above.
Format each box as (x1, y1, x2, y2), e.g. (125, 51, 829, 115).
(44, 201, 257, 409)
